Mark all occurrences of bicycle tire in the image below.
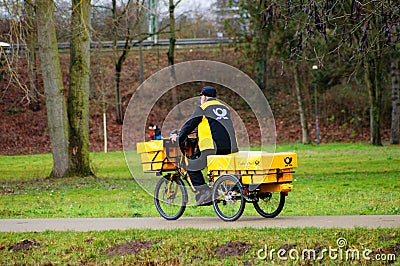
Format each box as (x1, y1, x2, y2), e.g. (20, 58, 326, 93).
(154, 176, 188, 220)
(212, 174, 245, 222)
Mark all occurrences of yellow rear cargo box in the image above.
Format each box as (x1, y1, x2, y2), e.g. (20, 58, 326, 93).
(207, 151, 297, 171)
(207, 151, 297, 186)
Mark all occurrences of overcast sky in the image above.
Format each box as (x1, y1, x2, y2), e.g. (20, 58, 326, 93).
(0, 0, 217, 21)
(178, 0, 214, 10)
(161, 0, 216, 18)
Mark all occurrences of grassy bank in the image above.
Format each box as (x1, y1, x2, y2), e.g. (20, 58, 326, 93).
(1, 228, 399, 265)
(0, 143, 399, 218)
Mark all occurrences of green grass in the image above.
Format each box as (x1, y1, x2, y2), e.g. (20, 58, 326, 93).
(0, 228, 399, 265)
(1, 143, 399, 265)
(0, 144, 400, 218)
(1, 143, 400, 218)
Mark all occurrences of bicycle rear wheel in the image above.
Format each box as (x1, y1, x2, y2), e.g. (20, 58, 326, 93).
(212, 174, 245, 222)
(253, 192, 285, 218)
(154, 176, 188, 220)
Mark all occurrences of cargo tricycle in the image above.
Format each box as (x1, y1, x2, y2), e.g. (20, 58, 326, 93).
(137, 133, 297, 222)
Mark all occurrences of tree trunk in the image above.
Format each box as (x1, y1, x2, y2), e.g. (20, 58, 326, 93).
(115, 61, 124, 124)
(255, 53, 267, 91)
(391, 60, 400, 144)
(365, 56, 383, 146)
(254, 1, 269, 90)
(112, 0, 121, 124)
(168, 0, 177, 108)
(293, 63, 310, 144)
(167, 0, 176, 66)
(36, 0, 69, 177)
(112, 0, 131, 125)
(68, 0, 93, 176)
(24, 0, 41, 112)
(114, 43, 130, 124)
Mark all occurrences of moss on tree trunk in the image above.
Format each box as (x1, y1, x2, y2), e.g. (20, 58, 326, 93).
(365, 56, 383, 146)
(391, 60, 400, 144)
(67, 0, 94, 176)
(36, 0, 70, 177)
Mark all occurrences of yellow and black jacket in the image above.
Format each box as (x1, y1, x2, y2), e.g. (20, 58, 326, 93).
(179, 99, 238, 155)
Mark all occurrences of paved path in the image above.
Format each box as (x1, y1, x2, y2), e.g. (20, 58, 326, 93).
(1, 215, 399, 232)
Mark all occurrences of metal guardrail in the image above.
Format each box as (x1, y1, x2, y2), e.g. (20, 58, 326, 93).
(1, 38, 234, 54)
(60, 37, 233, 49)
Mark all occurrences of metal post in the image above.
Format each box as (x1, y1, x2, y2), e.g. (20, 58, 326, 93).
(147, 0, 158, 43)
(139, 42, 144, 84)
(103, 112, 108, 153)
(312, 65, 320, 144)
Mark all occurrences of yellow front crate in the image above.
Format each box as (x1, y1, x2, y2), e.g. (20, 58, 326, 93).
(137, 140, 164, 154)
(137, 140, 178, 172)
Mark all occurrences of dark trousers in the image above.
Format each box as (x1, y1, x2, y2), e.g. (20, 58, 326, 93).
(186, 148, 234, 189)
(187, 170, 205, 187)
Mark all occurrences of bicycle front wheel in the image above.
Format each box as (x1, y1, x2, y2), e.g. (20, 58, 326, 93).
(154, 176, 188, 220)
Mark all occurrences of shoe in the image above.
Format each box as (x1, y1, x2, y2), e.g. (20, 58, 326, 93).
(196, 188, 212, 206)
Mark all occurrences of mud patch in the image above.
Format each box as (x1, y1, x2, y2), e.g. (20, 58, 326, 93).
(9, 239, 41, 251)
(105, 240, 156, 257)
(278, 243, 297, 251)
(364, 242, 399, 264)
(215, 241, 251, 259)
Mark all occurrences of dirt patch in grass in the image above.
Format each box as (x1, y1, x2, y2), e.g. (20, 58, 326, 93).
(278, 243, 297, 251)
(8, 239, 41, 251)
(370, 242, 400, 262)
(105, 240, 156, 257)
(215, 241, 251, 259)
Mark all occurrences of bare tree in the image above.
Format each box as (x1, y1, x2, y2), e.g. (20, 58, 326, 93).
(340, 1, 399, 146)
(36, 0, 95, 177)
(237, 1, 271, 90)
(36, 0, 69, 177)
(1, 0, 29, 99)
(24, 0, 41, 112)
(67, 0, 93, 176)
(259, 0, 400, 146)
(293, 62, 310, 144)
(166, 0, 182, 66)
(166, 0, 182, 120)
(112, 0, 146, 124)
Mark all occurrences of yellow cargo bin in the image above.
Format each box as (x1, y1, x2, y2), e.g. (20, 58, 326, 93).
(207, 151, 297, 188)
(207, 151, 297, 171)
(207, 154, 236, 170)
(137, 140, 178, 172)
(137, 140, 164, 153)
(259, 183, 293, 193)
(270, 152, 298, 169)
